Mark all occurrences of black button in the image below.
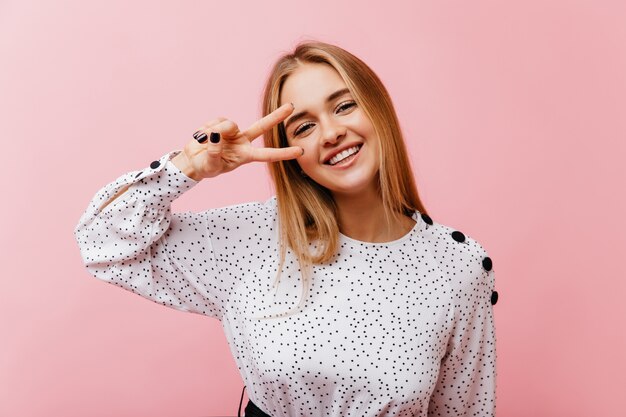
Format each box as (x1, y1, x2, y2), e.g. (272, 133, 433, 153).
(451, 230, 466, 243)
(150, 160, 161, 169)
(134, 171, 143, 178)
(420, 213, 433, 225)
(491, 290, 499, 305)
(482, 256, 493, 271)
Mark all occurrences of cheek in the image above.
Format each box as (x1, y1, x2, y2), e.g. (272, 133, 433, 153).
(296, 141, 318, 160)
(297, 152, 317, 170)
(351, 112, 376, 136)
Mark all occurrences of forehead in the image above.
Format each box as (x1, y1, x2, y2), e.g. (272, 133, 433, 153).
(279, 63, 347, 106)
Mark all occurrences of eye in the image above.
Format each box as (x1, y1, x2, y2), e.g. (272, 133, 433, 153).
(336, 100, 356, 113)
(292, 101, 357, 138)
(293, 122, 314, 137)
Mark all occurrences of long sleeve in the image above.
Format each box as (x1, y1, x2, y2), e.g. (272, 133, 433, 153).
(428, 259, 498, 416)
(74, 150, 230, 319)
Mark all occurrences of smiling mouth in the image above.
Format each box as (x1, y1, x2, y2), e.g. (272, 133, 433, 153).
(325, 144, 363, 166)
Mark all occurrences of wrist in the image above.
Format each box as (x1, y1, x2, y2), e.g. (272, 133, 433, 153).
(171, 152, 203, 182)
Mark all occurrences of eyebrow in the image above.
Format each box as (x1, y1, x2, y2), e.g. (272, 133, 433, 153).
(283, 88, 351, 131)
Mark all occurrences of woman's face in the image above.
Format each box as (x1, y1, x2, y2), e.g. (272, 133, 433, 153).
(280, 63, 380, 198)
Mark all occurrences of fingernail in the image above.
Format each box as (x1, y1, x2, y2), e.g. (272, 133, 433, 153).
(210, 132, 221, 143)
(194, 131, 208, 143)
(290, 102, 295, 110)
(300, 147, 305, 155)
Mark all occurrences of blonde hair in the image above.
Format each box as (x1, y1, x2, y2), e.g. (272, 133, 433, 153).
(256, 40, 428, 320)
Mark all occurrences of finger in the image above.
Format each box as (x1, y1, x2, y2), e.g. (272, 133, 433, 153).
(241, 103, 294, 142)
(249, 145, 303, 163)
(209, 119, 240, 139)
(194, 117, 227, 135)
(195, 119, 240, 144)
(192, 117, 227, 143)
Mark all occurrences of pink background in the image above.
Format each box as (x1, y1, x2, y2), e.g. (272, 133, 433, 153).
(1, 0, 625, 416)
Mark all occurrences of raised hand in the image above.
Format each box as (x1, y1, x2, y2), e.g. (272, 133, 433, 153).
(173, 103, 303, 181)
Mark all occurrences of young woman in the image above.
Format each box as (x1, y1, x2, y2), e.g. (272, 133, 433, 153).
(75, 41, 499, 417)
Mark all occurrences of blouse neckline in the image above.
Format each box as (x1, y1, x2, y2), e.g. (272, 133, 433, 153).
(338, 211, 423, 247)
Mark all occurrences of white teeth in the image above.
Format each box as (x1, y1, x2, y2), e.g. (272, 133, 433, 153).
(328, 146, 360, 165)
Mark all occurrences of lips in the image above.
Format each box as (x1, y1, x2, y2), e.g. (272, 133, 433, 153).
(323, 143, 363, 165)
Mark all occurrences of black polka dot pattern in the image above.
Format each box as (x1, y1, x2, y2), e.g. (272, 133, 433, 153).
(74, 150, 498, 416)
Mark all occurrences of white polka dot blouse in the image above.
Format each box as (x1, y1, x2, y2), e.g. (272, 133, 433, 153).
(74, 150, 498, 416)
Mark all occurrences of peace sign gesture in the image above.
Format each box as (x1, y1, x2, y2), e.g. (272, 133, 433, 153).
(172, 103, 303, 181)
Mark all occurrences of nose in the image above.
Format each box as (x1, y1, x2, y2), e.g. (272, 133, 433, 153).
(320, 117, 347, 146)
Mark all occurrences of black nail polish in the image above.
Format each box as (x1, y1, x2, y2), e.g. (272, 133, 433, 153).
(194, 131, 208, 143)
(210, 132, 221, 143)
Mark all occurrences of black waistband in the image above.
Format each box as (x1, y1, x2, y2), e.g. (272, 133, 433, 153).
(244, 399, 271, 417)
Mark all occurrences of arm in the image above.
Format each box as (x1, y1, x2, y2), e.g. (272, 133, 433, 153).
(428, 241, 498, 415)
(74, 150, 228, 319)
(75, 105, 301, 319)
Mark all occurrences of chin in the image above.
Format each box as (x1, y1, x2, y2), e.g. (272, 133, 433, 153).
(325, 177, 379, 197)
(308, 161, 380, 195)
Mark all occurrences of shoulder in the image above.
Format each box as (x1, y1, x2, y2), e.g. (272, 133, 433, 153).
(417, 211, 496, 298)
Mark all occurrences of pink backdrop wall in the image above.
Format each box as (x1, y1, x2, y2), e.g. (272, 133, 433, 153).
(1, 0, 624, 416)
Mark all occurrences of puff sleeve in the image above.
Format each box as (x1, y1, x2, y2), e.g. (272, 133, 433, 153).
(73, 150, 230, 320)
(428, 249, 498, 415)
